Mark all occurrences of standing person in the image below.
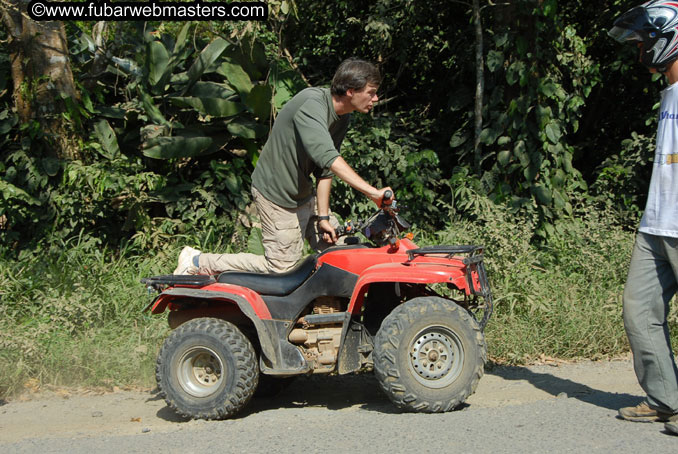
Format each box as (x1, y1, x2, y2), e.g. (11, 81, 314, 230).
(609, 0, 678, 435)
(174, 58, 392, 276)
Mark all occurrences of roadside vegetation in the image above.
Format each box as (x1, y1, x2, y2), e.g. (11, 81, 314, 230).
(2, 1, 678, 398)
(3, 199, 675, 398)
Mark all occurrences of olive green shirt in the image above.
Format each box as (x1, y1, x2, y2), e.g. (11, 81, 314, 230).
(251, 87, 351, 208)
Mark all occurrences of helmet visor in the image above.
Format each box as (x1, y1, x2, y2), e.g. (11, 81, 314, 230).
(608, 6, 651, 42)
(608, 26, 644, 42)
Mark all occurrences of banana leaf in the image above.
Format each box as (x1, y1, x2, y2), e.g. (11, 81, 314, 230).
(142, 136, 213, 159)
(184, 38, 230, 94)
(227, 117, 268, 139)
(93, 119, 120, 159)
(170, 97, 243, 118)
(245, 84, 272, 120)
(148, 41, 170, 88)
(218, 61, 253, 95)
(141, 91, 169, 125)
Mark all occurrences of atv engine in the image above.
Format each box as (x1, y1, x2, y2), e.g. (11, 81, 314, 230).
(288, 297, 345, 373)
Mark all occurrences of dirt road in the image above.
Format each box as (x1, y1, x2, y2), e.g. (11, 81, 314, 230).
(1, 358, 676, 453)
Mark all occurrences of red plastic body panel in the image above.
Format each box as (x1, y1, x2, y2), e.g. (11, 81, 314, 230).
(150, 282, 272, 320)
(317, 238, 478, 315)
(151, 238, 480, 322)
(347, 261, 469, 315)
(317, 238, 419, 274)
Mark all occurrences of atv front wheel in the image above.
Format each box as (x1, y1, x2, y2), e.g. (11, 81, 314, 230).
(156, 317, 258, 420)
(374, 297, 486, 412)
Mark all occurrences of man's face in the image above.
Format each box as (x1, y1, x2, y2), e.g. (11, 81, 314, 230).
(348, 83, 379, 114)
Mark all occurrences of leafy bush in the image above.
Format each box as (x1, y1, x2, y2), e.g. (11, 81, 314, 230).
(1, 22, 307, 253)
(428, 197, 670, 363)
(331, 114, 443, 228)
(591, 131, 653, 227)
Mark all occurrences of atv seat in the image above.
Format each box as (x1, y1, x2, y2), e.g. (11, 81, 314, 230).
(217, 255, 317, 296)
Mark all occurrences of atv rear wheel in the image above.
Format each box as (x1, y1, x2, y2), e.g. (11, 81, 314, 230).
(156, 317, 258, 420)
(374, 297, 486, 412)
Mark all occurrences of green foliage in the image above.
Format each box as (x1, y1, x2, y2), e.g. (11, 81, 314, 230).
(82, 23, 272, 160)
(1, 22, 303, 252)
(1, 1, 674, 395)
(430, 198, 669, 363)
(331, 114, 442, 227)
(590, 131, 653, 226)
(448, 3, 600, 236)
(2, 2, 662, 248)
(0, 237, 169, 396)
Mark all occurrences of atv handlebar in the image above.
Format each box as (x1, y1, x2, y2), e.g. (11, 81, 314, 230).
(382, 190, 393, 207)
(327, 190, 410, 247)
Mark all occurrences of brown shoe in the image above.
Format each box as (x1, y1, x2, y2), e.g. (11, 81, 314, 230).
(665, 414, 678, 435)
(618, 402, 671, 422)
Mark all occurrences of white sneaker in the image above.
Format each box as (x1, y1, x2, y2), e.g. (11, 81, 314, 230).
(173, 246, 201, 275)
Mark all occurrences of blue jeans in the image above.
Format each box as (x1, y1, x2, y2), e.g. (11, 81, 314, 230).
(623, 232, 678, 413)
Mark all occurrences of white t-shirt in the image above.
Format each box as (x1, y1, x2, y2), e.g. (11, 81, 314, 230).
(639, 82, 678, 238)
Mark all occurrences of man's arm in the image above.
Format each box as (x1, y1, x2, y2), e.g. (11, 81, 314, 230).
(316, 177, 337, 243)
(329, 156, 392, 206)
(316, 177, 332, 217)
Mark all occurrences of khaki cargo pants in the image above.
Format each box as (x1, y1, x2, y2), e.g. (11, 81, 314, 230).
(198, 187, 339, 274)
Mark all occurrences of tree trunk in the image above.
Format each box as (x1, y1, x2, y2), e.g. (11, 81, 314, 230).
(472, 0, 484, 176)
(1, 0, 79, 159)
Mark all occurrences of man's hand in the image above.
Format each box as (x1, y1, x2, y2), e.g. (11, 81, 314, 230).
(369, 187, 394, 207)
(318, 219, 338, 244)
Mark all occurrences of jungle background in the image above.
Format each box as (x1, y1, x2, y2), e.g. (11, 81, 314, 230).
(1, 0, 676, 397)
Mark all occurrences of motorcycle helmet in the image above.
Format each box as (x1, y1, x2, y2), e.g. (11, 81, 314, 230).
(609, 0, 678, 70)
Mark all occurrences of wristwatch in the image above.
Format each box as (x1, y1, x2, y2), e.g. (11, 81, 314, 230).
(317, 215, 330, 222)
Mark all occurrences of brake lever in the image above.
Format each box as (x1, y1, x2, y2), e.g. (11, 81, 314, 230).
(316, 219, 359, 239)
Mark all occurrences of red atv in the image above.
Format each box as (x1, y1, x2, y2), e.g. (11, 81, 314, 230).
(142, 193, 493, 419)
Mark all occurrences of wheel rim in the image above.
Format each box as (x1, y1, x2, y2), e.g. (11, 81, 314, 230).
(408, 326, 464, 389)
(177, 346, 225, 398)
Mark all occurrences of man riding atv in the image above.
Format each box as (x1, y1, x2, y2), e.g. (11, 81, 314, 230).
(148, 57, 493, 421)
(174, 58, 393, 276)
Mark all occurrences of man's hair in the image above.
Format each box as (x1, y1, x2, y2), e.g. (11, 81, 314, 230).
(331, 58, 381, 96)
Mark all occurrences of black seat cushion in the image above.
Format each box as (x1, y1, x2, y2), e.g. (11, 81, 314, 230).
(216, 255, 317, 296)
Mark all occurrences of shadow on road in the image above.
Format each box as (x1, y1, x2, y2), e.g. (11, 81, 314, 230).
(243, 373, 397, 416)
(153, 365, 644, 421)
(156, 406, 192, 422)
(486, 364, 643, 411)
(152, 373, 396, 422)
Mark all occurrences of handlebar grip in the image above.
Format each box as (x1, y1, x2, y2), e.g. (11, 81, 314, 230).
(382, 190, 393, 206)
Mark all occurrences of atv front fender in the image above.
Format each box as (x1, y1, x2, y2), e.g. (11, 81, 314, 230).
(347, 262, 470, 315)
(349, 258, 493, 330)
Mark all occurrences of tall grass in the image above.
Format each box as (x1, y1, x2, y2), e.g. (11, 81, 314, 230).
(0, 236, 171, 397)
(431, 202, 678, 363)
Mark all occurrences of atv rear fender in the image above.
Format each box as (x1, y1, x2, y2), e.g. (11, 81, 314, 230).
(147, 283, 283, 370)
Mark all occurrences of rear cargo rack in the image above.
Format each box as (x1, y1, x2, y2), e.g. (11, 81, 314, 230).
(141, 274, 215, 289)
(406, 245, 493, 330)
